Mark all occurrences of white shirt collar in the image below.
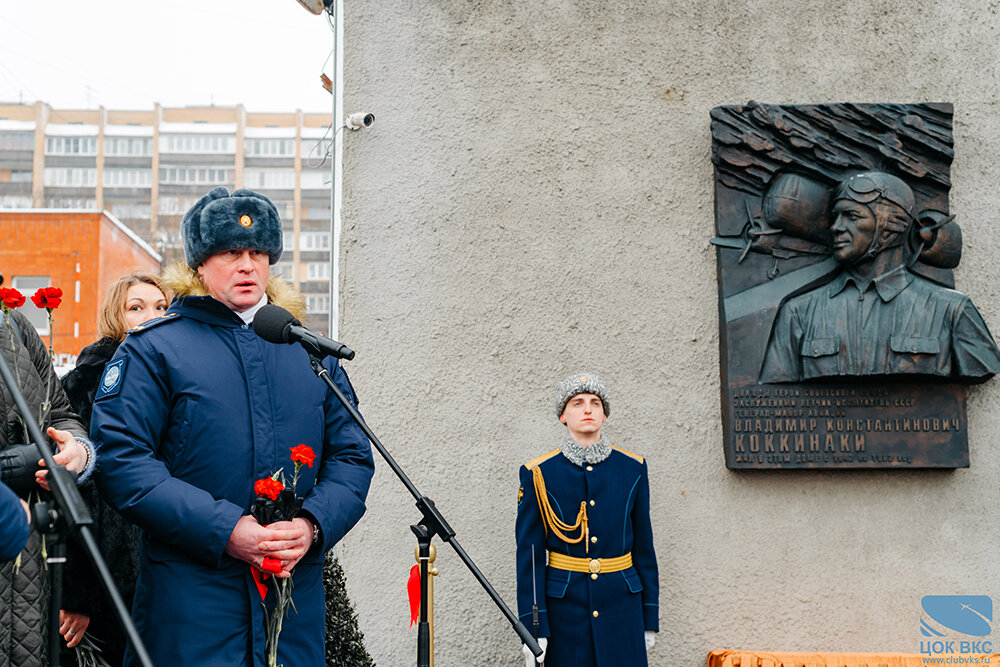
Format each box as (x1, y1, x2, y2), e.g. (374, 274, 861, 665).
(237, 294, 269, 325)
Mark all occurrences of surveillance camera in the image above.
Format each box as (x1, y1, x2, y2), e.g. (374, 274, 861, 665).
(345, 112, 375, 131)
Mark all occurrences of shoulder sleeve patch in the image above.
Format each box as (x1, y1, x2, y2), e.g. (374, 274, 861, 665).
(126, 312, 180, 335)
(95, 357, 128, 401)
(611, 446, 644, 464)
(524, 449, 561, 470)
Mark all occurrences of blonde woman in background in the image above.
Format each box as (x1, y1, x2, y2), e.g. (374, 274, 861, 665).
(60, 272, 169, 667)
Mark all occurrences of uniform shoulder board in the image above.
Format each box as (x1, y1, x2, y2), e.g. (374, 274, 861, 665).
(126, 312, 180, 335)
(524, 449, 560, 470)
(611, 446, 644, 464)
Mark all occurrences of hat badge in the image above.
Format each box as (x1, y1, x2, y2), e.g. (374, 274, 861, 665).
(239, 214, 253, 228)
(580, 375, 587, 382)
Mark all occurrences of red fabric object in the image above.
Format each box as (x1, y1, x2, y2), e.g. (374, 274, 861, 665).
(251, 569, 269, 600)
(407, 564, 421, 627)
(251, 558, 282, 600)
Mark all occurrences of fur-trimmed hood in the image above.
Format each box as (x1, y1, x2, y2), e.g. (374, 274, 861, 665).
(160, 261, 307, 322)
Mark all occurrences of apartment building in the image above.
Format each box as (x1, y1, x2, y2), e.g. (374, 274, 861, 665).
(0, 102, 334, 331)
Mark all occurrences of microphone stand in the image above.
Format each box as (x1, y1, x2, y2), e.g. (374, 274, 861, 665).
(0, 348, 152, 667)
(303, 351, 543, 665)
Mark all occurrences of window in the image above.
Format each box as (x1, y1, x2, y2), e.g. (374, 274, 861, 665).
(159, 166, 232, 185)
(104, 137, 152, 156)
(300, 232, 330, 251)
(0, 195, 32, 208)
(12, 276, 51, 334)
(110, 203, 151, 219)
(307, 262, 330, 280)
(161, 134, 233, 154)
(272, 201, 294, 218)
(11, 171, 31, 183)
(0, 132, 33, 150)
(158, 196, 201, 215)
(273, 262, 293, 279)
(44, 168, 97, 187)
(305, 206, 331, 221)
(300, 171, 328, 189)
(45, 136, 97, 155)
(45, 196, 96, 209)
(245, 138, 294, 156)
(104, 168, 152, 188)
(306, 295, 330, 314)
(282, 232, 295, 251)
(244, 169, 295, 190)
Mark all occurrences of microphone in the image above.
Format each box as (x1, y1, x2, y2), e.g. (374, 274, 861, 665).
(253, 304, 355, 361)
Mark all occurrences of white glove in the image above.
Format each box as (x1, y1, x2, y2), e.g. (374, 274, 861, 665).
(645, 631, 656, 650)
(521, 637, 547, 666)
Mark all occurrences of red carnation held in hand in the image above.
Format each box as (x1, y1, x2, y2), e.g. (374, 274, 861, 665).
(30, 286, 62, 310)
(289, 444, 316, 468)
(254, 477, 284, 501)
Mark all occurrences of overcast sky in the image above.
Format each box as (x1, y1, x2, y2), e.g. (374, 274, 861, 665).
(0, 0, 337, 113)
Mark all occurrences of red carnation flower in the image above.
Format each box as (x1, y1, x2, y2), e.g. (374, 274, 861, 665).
(30, 286, 62, 311)
(254, 477, 284, 501)
(0, 288, 26, 310)
(290, 444, 316, 468)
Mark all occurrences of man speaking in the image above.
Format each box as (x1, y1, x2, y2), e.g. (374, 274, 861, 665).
(92, 187, 374, 666)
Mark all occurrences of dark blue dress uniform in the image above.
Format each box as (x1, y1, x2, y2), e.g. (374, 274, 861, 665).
(516, 446, 658, 666)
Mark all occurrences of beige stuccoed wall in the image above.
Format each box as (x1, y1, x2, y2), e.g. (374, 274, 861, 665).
(334, 2, 1000, 665)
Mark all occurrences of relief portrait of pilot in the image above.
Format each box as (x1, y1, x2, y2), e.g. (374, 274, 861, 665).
(759, 170, 1000, 384)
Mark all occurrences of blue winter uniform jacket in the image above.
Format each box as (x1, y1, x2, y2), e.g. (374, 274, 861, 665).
(515, 447, 658, 667)
(91, 295, 374, 667)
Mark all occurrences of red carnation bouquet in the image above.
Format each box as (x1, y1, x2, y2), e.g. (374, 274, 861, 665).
(0, 286, 63, 439)
(249, 444, 316, 667)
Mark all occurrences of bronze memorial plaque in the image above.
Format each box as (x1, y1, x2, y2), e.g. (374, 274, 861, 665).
(710, 102, 1000, 469)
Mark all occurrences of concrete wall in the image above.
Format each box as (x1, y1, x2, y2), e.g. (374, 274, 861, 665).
(336, 2, 1000, 664)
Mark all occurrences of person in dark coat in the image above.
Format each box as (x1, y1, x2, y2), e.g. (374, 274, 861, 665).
(0, 279, 96, 667)
(91, 187, 375, 667)
(60, 272, 168, 666)
(516, 372, 658, 667)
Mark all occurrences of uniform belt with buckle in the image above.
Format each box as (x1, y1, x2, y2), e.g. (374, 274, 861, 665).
(547, 551, 632, 574)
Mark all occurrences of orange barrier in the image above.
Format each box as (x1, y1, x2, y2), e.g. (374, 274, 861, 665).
(708, 649, 1000, 667)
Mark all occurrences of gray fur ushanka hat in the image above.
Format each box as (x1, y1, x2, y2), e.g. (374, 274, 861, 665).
(182, 187, 283, 269)
(555, 372, 611, 418)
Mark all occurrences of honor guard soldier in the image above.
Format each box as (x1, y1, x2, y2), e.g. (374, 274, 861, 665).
(516, 373, 658, 667)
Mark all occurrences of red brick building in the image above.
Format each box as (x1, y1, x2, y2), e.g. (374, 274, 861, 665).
(0, 209, 161, 358)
